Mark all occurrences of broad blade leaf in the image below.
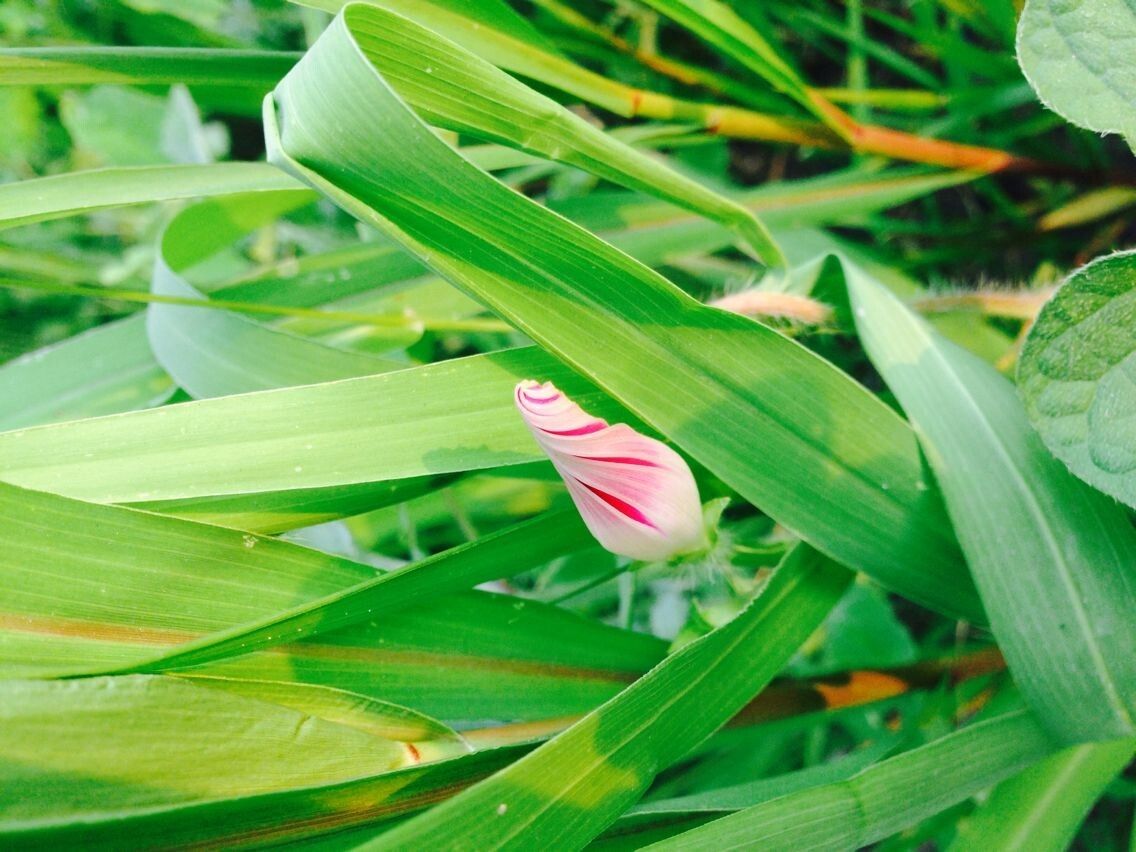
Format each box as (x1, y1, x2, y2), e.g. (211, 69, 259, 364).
(0, 46, 298, 87)
(148, 194, 400, 397)
(341, 7, 783, 264)
(0, 316, 173, 429)
(0, 481, 664, 720)
(0, 163, 304, 230)
(0, 348, 608, 505)
(0, 675, 427, 824)
(3, 743, 529, 849)
(949, 737, 1136, 852)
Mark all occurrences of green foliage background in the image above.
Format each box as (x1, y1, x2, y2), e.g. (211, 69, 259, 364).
(1, 0, 1134, 849)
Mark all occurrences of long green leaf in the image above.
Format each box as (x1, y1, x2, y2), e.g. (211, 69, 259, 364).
(632, 0, 828, 126)
(0, 163, 305, 230)
(148, 193, 400, 397)
(949, 738, 1136, 852)
(4, 743, 530, 849)
(300, 0, 836, 147)
(0, 46, 297, 86)
(336, 7, 783, 264)
(137, 477, 445, 534)
(362, 545, 851, 850)
(0, 481, 664, 720)
(645, 710, 1056, 850)
(263, 4, 983, 621)
(115, 509, 594, 674)
(0, 675, 432, 824)
(845, 260, 1136, 742)
(0, 315, 173, 429)
(0, 348, 607, 504)
(0, 164, 964, 434)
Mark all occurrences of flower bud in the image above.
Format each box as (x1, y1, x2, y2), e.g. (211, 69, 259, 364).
(515, 380, 706, 561)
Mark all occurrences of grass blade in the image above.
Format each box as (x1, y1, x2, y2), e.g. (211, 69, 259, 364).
(645, 710, 1055, 850)
(362, 545, 852, 850)
(949, 738, 1136, 852)
(0, 163, 304, 230)
(846, 260, 1136, 741)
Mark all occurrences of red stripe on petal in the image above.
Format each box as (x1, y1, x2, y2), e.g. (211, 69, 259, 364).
(523, 392, 561, 405)
(580, 482, 657, 528)
(542, 422, 606, 436)
(576, 455, 662, 467)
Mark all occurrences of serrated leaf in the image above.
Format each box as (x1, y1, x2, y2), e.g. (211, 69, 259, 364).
(1018, 250, 1136, 509)
(1017, 0, 1136, 146)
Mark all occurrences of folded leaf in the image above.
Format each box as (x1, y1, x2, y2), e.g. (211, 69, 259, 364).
(263, 4, 983, 621)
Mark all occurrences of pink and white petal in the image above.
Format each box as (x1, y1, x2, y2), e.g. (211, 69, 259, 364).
(559, 474, 676, 561)
(515, 381, 607, 438)
(515, 379, 706, 561)
(564, 457, 704, 556)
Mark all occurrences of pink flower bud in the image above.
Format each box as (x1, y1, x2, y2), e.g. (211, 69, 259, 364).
(515, 380, 706, 561)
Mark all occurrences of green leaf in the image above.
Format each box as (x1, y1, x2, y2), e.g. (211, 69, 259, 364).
(845, 261, 1136, 742)
(0, 46, 297, 86)
(59, 86, 170, 167)
(297, 0, 836, 148)
(596, 733, 907, 846)
(627, 733, 903, 816)
(949, 738, 1136, 852)
(148, 193, 401, 397)
(0, 316, 173, 430)
(263, 5, 983, 621)
(1018, 251, 1136, 509)
(643, 710, 1056, 850)
(0, 162, 305, 231)
(114, 509, 596, 675)
(177, 675, 468, 753)
(0, 481, 665, 720)
(333, 7, 783, 264)
(0, 476, 579, 674)
(0, 348, 608, 506)
(361, 545, 852, 850)
(0, 164, 964, 434)
(137, 477, 444, 534)
(1018, 0, 1136, 146)
(632, 0, 834, 129)
(4, 743, 530, 849)
(0, 675, 431, 823)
